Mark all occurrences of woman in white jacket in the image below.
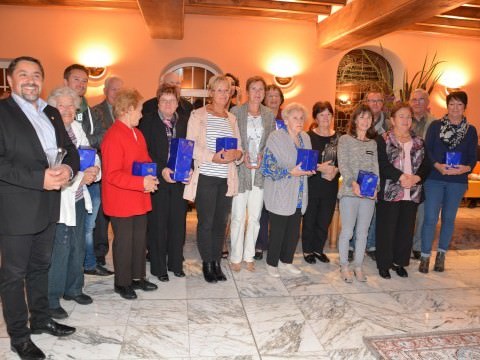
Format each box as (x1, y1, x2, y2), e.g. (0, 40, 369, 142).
(46, 87, 101, 319)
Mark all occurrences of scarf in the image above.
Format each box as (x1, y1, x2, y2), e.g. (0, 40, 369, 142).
(439, 115, 469, 150)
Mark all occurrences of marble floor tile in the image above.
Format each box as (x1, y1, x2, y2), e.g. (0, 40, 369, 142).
(189, 323, 258, 357)
(327, 347, 377, 360)
(187, 275, 239, 299)
(119, 324, 189, 359)
(63, 300, 131, 327)
(343, 292, 408, 316)
(242, 297, 305, 323)
(281, 274, 339, 296)
(129, 300, 188, 326)
(50, 326, 125, 359)
(187, 298, 247, 324)
(233, 270, 290, 298)
(294, 294, 356, 321)
(250, 320, 324, 356)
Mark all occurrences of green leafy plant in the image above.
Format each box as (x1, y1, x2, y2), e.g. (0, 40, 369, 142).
(399, 53, 445, 102)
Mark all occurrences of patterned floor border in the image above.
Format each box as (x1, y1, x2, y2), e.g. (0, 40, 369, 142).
(364, 328, 480, 359)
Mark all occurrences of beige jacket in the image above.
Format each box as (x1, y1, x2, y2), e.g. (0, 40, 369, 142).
(183, 106, 243, 201)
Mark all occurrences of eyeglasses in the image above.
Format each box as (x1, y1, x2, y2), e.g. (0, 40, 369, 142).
(410, 98, 426, 103)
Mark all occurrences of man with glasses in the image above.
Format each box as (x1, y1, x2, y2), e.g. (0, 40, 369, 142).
(409, 88, 435, 259)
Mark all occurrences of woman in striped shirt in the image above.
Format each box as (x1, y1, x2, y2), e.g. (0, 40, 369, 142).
(184, 75, 243, 283)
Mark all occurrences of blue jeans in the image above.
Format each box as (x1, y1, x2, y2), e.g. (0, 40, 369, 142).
(349, 208, 376, 251)
(48, 199, 86, 308)
(421, 179, 467, 257)
(412, 202, 425, 252)
(84, 182, 101, 270)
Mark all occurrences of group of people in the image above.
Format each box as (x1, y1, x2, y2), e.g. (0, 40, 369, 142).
(0, 55, 477, 360)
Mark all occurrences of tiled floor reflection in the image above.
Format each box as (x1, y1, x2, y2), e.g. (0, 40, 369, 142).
(1, 210, 479, 359)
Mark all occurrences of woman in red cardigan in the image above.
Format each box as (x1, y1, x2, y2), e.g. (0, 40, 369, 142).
(101, 88, 159, 300)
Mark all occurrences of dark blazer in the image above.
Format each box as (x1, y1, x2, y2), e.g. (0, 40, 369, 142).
(0, 97, 79, 235)
(138, 111, 188, 188)
(92, 99, 114, 131)
(142, 96, 193, 126)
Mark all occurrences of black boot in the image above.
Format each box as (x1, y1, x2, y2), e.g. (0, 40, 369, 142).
(433, 252, 445, 272)
(202, 261, 217, 283)
(419, 256, 430, 274)
(214, 261, 227, 281)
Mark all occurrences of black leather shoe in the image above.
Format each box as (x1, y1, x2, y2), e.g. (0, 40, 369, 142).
(379, 269, 391, 279)
(158, 274, 169, 282)
(173, 271, 185, 277)
(314, 252, 330, 263)
(395, 266, 408, 277)
(96, 256, 106, 266)
(202, 262, 217, 283)
(214, 261, 227, 281)
(31, 320, 76, 337)
(114, 285, 137, 300)
(132, 279, 158, 291)
(303, 253, 316, 264)
(84, 265, 114, 276)
(63, 293, 93, 305)
(412, 250, 421, 260)
(253, 250, 263, 260)
(11, 339, 45, 360)
(49, 306, 68, 319)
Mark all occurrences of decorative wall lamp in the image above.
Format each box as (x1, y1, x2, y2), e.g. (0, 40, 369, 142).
(273, 75, 294, 88)
(86, 66, 107, 80)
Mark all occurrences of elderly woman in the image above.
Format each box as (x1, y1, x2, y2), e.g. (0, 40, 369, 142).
(101, 88, 159, 299)
(261, 103, 314, 278)
(47, 87, 101, 318)
(184, 75, 243, 283)
(139, 83, 190, 282)
(302, 101, 339, 265)
(225, 72, 242, 110)
(229, 76, 275, 272)
(420, 91, 477, 273)
(375, 103, 429, 279)
(337, 104, 379, 283)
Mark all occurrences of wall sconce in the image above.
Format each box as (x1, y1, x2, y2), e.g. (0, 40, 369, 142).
(274, 76, 294, 88)
(86, 66, 107, 80)
(445, 87, 461, 95)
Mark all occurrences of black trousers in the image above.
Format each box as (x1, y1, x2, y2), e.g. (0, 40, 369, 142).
(94, 181, 110, 258)
(267, 209, 302, 266)
(111, 215, 147, 287)
(375, 200, 418, 271)
(255, 206, 269, 251)
(148, 185, 187, 276)
(301, 193, 337, 254)
(0, 222, 56, 343)
(195, 175, 232, 262)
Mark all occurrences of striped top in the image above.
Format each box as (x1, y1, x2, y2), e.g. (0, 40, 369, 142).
(199, 113, 234, 178)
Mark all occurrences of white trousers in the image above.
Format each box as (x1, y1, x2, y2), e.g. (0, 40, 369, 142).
(230, 172, 264, 263)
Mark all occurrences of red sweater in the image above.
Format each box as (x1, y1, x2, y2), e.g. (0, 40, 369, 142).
(101, 120, 152, 217)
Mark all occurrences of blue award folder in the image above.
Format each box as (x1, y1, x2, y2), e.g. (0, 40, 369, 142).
(296, 149, 319, 171)
(167, 138, 195, 182)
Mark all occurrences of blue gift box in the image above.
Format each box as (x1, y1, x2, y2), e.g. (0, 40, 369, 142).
(357, 170, 378, 198)
(445, 151, 461, 168)
(167, 138, 195, 182)
(296, 149, 319, 171)
(275, 119, 286, 130)
(216, 137, 237, 153)
(78, 146, 96, 171)
(132, 161, 157, 176)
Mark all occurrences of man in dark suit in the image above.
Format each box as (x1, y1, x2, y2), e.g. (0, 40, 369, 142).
(0, 56, 78, 360)
(90, 76, 124, 273)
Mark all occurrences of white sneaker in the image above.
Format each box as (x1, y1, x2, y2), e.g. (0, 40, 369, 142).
(279, 262, 301, 275)
(266, 264, 280, 278)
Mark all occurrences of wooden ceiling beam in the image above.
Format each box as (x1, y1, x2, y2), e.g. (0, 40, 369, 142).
(404, 23, 480, 37)
(0, 0, 138, 10)
(440, 6, 480, 19)
(137, 0, 184, 39)
(186, 0, 331, 15)
(316, 0, 471, 50)
(185, 4, 317, 21)
(418, 16, 480, 30)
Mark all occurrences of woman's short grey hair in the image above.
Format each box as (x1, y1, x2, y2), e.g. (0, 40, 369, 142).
(282, 102, 308, 121)
(47, 86, 81, 109)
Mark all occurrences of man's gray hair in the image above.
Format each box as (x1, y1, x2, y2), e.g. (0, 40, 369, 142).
(410, 88, 430, 102)
(104, 76, 123, 89)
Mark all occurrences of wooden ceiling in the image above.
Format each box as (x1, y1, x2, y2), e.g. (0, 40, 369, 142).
(2, 0, 480, 48)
